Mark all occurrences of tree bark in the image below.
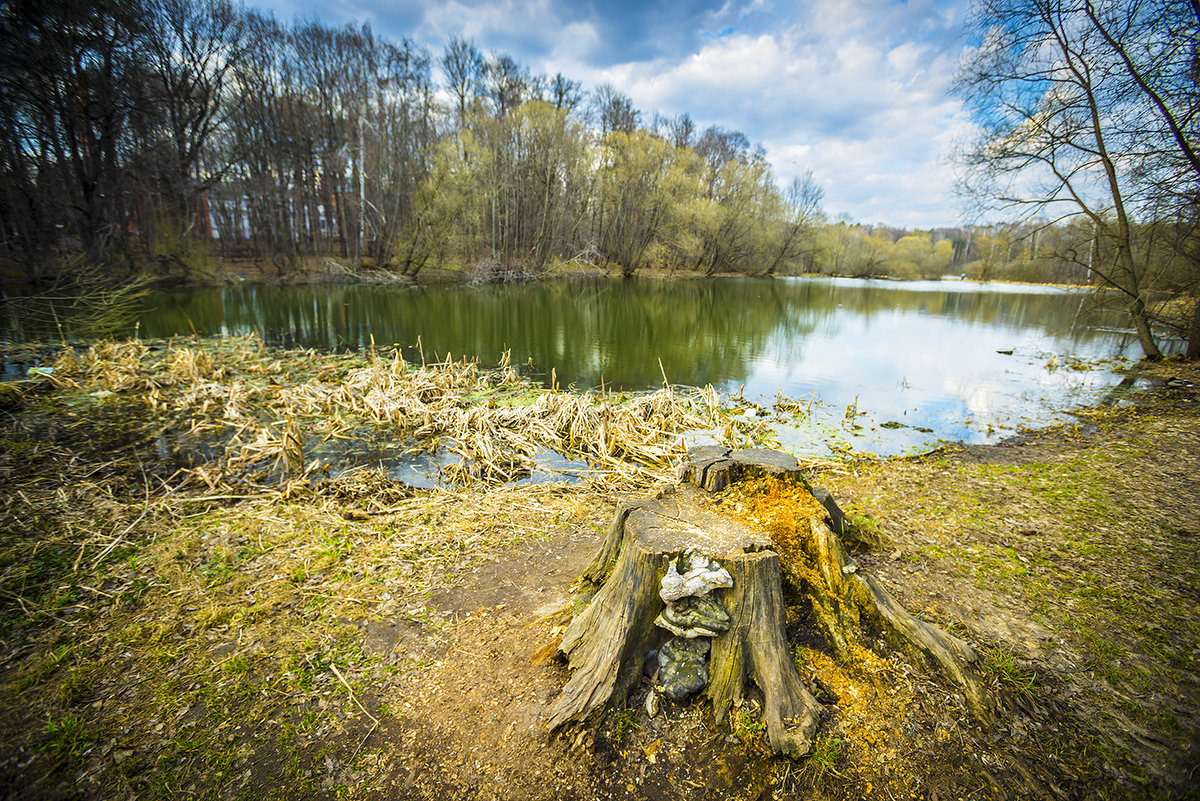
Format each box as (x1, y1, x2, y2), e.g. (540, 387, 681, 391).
(686, 448, 990, 718)
(1130, 295, 1164, 361)
(1189, 299, 1200, 361)
(547, 482, 823, 755)
(707, 547, 822, 755)
(547, 448, 991, 756)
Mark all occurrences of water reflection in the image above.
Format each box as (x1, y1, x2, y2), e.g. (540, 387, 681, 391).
(3, 277, 1140, 456)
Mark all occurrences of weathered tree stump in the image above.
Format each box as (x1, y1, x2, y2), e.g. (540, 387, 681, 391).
(547, 447, 989, 757)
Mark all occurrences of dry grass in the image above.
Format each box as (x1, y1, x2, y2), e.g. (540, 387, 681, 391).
(0, 465, 614, 799)
(0, 334, 782, 800)
(2, 334, 769, 692)
(0, 334, 776, 650)
(815, 364, 1200, 797)
(44, 335, 762, 489)
(0, 339, 632, 799)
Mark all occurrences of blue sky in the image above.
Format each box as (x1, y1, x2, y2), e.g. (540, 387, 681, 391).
(256, 0, 975, 228)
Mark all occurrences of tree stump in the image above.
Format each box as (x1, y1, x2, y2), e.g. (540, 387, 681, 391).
(547, 447, 990, 756)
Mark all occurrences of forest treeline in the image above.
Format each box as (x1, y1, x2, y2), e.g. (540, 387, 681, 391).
(0, 0, 821, 281)
(0, 0, 1142, 287)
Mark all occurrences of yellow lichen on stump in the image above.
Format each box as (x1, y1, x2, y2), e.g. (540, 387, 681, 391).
(549, 448, 991, 761)
(724, 472, 991, 720)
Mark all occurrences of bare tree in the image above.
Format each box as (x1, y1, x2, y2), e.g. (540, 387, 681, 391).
(441, 36, 483, 127)
(0, 0, 144, 269)
(1087, 0, 1200, 356)
(483, 53, 527, 117)
(666, 113, 696, 149)
(0, 1, 848, 288)
(141, 0, 246, 225)
(695, 126, 751, 195)
(593, 83, 639, 135)
(548, 72, 583, 111)
(956, 0, 1200, 358)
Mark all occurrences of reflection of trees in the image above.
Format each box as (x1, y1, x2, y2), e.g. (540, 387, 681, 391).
(789, 279, 1128, 339)
(102, 278, 1136, 392)
(339, 279, 811, 389)
(125, 280, 810, 389)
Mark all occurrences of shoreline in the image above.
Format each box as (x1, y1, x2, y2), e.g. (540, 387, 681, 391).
(0, 337, 1194, 801)
(185, 264, 1096, 291)
(3, 254, 1097, 292)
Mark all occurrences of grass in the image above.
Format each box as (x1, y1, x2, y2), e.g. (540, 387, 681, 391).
(2, 335, 682, 799)
(41, 712, 94, 767)
(608, 704, 641, 741)
(980, 646, 1038, 703)
(730, 700, 768, 746)
(2, 337, 1196, 800)
(0, 366, 628, 796)
(845, 447, 1198, 683)
(818, 367, 1200, 795)
(803, 733, 842, 783)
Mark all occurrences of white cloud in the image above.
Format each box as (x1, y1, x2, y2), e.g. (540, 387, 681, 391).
(417, 0, 556, 43)
(257, 0, 975, 226)
(543, 22, 604, 69)
(565, 4, 971, 225)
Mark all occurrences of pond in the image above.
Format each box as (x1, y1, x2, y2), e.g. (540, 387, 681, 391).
(4, 276, 1142, 458)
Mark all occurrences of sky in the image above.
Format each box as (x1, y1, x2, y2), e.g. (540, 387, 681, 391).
(254, 0, 978, 228)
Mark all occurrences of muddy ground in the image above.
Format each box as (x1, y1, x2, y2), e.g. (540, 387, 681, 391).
(0, 359, 1197, 801)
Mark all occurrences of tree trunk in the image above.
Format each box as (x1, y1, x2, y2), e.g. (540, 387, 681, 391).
(1130, 295, 1164, 360)
(547, 480, 823, 756)
(547, 448, 991, 756)
(1187, 294, 1200, 360)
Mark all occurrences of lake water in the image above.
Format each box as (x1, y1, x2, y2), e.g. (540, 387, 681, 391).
(4, 277, 1143, 458)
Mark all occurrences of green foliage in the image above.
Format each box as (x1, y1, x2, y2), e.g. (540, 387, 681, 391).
(143, 215, 213, 278)
(57, 667, 91, 707)
(981, 646, 1037, 703)
(805, 733, 842, 781)
(730, 700, 767, 744)
(609, 704, 640, 741)
(846, 512, 885, 548)
(412, 102, 593, 274)
(407, 111, 830, 279)
(595, 130, 700, 276)
(41, 713, 94, 767)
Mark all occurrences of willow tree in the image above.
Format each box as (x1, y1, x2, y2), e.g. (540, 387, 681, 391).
(761, 172, 825, 276)
(687, 155, 774, 275)
(410, 102, 590, 272)
(593, 130, 699, 277)
(956, 0, 1200, 359)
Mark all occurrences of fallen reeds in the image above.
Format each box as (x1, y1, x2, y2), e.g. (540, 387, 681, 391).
(44, 335, 766, 490)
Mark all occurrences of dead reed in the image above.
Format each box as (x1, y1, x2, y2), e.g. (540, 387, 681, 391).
(46, 335, 766, 490)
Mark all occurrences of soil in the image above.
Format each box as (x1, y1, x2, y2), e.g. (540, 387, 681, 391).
(0, 360, 1197, 801)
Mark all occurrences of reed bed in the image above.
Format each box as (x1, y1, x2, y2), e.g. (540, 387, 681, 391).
(0, 334, 831, 801)
(45, 335, 765, 489)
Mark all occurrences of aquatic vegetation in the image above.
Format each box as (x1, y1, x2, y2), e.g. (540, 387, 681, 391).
(40, 334, 769, 488)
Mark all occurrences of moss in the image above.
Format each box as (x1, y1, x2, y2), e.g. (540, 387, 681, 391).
(818, 372, 1200, 792)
